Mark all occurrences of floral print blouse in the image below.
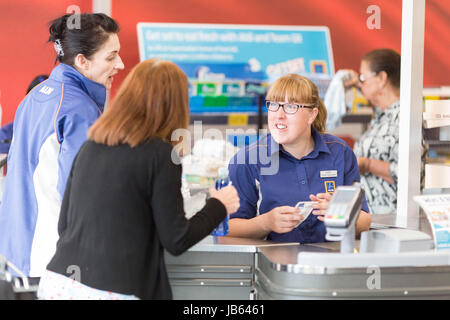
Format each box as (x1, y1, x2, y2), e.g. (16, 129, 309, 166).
(353, 101, 401, 214)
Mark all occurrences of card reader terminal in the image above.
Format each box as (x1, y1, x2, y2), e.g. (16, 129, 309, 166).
(324, 183, 364, 253)
(324, 184, 364, 228)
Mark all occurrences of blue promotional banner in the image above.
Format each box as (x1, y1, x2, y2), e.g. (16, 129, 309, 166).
(137, 23, 334, 114)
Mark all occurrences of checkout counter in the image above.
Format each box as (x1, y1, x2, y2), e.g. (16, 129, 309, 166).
(166, 233, 450, 300)
(2, 186, 449, 300)
(166, 184, 450, 300)
(165, 235, 450, 300)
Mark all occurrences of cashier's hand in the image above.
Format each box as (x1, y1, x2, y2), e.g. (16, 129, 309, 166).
(310, 193, 332, 222)
(263, 206, 302, 234)
(209, 185, 240, 215)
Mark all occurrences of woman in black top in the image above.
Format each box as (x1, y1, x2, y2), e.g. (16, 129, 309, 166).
(37, 59, 240, 300)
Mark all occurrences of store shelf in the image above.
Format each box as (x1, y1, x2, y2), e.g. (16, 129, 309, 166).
(424, 140, 450, 146)
(423, 97, 450, 192)
(423, 87, 450, 97)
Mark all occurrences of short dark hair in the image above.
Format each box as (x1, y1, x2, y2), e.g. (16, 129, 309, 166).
(48, 13, 119, 66)
(362, 49, 401, 89)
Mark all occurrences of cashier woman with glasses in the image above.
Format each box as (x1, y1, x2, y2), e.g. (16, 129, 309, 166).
(227, 73, 371, 243)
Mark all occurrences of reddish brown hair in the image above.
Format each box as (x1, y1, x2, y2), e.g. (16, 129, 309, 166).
(88, 59, 189, 147)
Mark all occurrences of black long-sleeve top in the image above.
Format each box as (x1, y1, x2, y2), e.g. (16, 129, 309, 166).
(47, 138, 226, 299)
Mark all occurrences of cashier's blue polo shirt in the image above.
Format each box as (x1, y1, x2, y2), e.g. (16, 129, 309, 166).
(228, 128, 369, 244)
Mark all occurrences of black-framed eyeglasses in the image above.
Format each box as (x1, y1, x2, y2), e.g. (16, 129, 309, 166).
(358, 72, 377, 83)
(265, 101, 315, 114)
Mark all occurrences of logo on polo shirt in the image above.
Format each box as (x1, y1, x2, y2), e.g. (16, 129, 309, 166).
(39, 85, 54, 95)
(324, 181, 335, 194)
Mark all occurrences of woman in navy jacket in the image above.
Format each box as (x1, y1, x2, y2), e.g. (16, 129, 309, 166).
(0, 13, 124, 277)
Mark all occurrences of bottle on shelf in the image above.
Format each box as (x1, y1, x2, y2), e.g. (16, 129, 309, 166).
(211, 167, 230, 236)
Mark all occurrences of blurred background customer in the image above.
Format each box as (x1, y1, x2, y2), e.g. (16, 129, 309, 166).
(345, 49, 402, 214)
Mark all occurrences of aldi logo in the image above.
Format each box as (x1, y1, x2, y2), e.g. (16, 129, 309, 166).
(324, 181, 336, 194)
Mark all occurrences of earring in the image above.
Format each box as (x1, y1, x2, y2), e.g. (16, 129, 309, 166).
(378, 84, 383, 95)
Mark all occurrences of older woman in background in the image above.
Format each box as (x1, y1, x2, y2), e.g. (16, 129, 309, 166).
(346, 49, 407, 214)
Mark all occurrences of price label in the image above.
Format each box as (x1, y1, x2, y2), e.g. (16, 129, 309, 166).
(228, 114, 248, 126)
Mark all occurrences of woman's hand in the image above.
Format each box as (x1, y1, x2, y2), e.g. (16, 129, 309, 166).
(209, 185, 240, 215)
(263, 206, 302, 234)
(341, 69, 359, 88)
(309, 193, 332, 222)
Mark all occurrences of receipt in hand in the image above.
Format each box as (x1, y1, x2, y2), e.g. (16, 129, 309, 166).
(294, 201, 314, 228)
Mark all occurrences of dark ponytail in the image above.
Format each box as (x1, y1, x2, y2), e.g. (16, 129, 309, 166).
(48, 14, 69, 43)
(48, 13, 119, 66)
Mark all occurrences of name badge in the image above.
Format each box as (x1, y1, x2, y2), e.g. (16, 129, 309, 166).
(320, 170, 337, 178)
